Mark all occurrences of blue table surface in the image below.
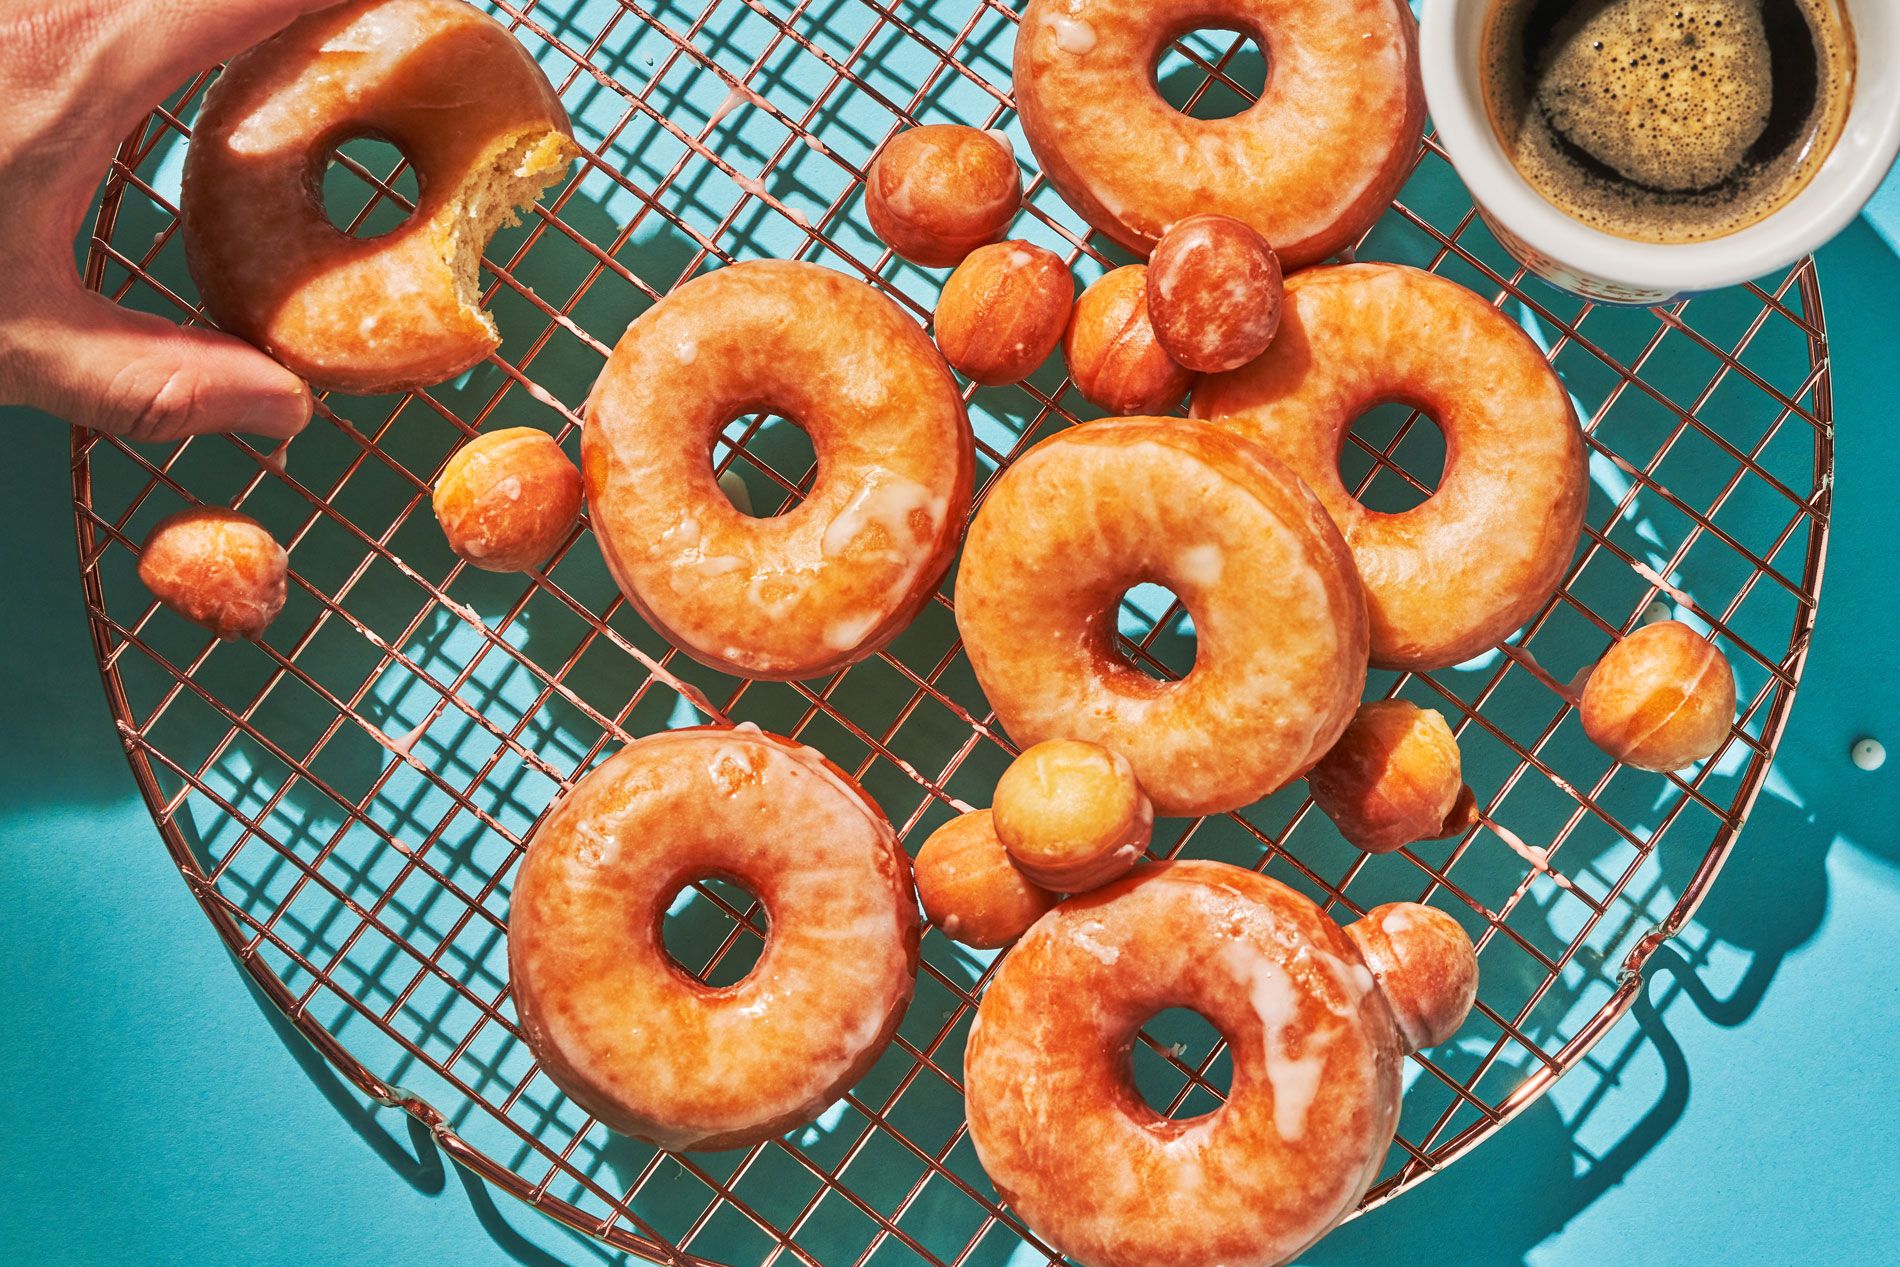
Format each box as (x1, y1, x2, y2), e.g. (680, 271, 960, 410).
(5, 204, 1900, 1267)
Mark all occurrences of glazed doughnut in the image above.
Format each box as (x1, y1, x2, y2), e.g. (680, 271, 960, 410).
(1580, 621, 1737, 771)
(914, 810, 1058, 949)
(1307, 700, 1468, 854)
(866, 125, 1023, 267)
(584, 261, 973, 680)
(182, 0, 580, 394)
(992, 739, 1152, 892)
(1145, 214, 1284, 374)
(1013, 0, 1423, 266)
(965, 861, 1476, 1267)
(508, 726, 920, 1150)
(1194, 265, 1586, 671)
(934, 241, 1075, 386)
(1063, 266, 1193, 416)
(956, 418, 1367, 817)
(138, 507, 288, 640)
(432, 428, 582, 572)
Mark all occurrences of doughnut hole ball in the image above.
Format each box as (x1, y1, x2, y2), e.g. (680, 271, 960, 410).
(433, 427, 583, 572)
(866, 125, 1023, 267)
(1307, 700, 1472, 854)
(914, 810, 1059, 949)
(934, 241, 1075, 385)
(1580, 621, 1737, 771)
(1063, 265, 1193, 414)
(138, 507, 289, 640)
(1346, 902, 1479, 1051)
(993, 739, 1153, 893)
(1146, 214, 1284, 373)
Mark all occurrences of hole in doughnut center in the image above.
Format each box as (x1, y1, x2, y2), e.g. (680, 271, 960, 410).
(320, 135, 420, 239)
(714, 413, 818, 518)
(1153, 27, 1269, 120)
(1338, 403, 1446, 514)
(661, 876, 768, 987)
(1131, 1007, 1232, 1119)
(1115, 583, 1197, 682)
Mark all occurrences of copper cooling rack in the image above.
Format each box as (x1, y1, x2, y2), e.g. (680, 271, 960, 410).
(72, 2, 1831, 1263)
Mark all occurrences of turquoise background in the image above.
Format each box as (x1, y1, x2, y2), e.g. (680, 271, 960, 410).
(5, 214, 1898, 1262)
(5, 6, 1900, 1261)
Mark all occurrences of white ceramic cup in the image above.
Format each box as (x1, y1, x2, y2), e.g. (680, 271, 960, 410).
(1421, 0, 1900, 304)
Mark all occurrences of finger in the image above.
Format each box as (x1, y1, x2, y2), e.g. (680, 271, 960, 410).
(112, 0, 349, 111)
(19, 290, 312, 442)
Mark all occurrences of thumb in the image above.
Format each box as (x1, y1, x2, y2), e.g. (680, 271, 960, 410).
(17, 289, 312, 442)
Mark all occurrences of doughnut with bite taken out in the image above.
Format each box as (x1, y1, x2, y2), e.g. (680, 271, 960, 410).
(182, 0, 580, 394)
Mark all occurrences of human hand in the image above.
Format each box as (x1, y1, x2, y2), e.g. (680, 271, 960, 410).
(0, 0, 336, 441)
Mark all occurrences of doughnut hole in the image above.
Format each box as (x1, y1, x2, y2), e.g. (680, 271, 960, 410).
(320, 134, 419, 238)
(1337, 403, 1446, 513)
(934, 241, 1075, 385)
(432, 427, 582, 572)
(1153, 27, 1269, 120)
(866, 125, 1023, 267)
(1345, 902, 1477, 1052)
(1117, 582, 1197, 681)
(1129, 1007, 1231, 1119)
(914, 810, 1058, 949)
(1063, 265, 1194, 414)
(661, 876, 768, 987)
(1580, 620, 1737, 771)
(993, 739, 1153, 892)
(715, 413, 818, 518)
(138, 507, 289, 640)
(1307, 700, 1466, 854)
(1146, 214, 1283, 373)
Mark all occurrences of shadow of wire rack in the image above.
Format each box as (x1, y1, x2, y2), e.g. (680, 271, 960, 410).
(71, 1, 1830, 1263)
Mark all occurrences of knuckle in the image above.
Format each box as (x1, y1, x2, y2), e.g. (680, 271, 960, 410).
(106, 358, 211, 442)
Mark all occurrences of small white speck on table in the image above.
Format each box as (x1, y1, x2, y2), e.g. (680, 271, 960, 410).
(1851, 737, 1886, 771)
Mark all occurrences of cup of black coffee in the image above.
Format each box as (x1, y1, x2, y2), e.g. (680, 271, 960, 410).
(1423, 0, 1900, 303)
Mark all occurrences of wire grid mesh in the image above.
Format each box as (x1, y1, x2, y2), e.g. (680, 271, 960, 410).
(70, 1, 1830, 1263)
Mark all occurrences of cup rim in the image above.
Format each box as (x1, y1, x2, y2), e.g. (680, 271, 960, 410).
(1420, 0, 1900, 295)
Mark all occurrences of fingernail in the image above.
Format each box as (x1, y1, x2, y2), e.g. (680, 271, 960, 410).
(241, 384, 313, 439)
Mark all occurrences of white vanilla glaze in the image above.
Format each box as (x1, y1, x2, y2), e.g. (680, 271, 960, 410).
(821, 476, 944, 561)
(1222, 942, 1329, 1141)
(1048, 14, 1096, 55)
(1177, 543, 1223, 588)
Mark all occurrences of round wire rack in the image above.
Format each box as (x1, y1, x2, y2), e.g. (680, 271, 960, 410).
(73, 2, 1831, 1263)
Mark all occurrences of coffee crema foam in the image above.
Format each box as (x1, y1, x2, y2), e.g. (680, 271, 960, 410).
(1483, 0, 1855, 244)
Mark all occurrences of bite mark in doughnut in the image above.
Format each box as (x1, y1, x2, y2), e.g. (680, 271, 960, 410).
(584, 261, 973, 680)
(508, 726, 920, 1150)
(956, 418, 1367, 817)
(966, 861, 1444, 1267)
(182, 0, 580, 394)
(1194, 264, 1587, 671)
(1013, 0, 1424, 266)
